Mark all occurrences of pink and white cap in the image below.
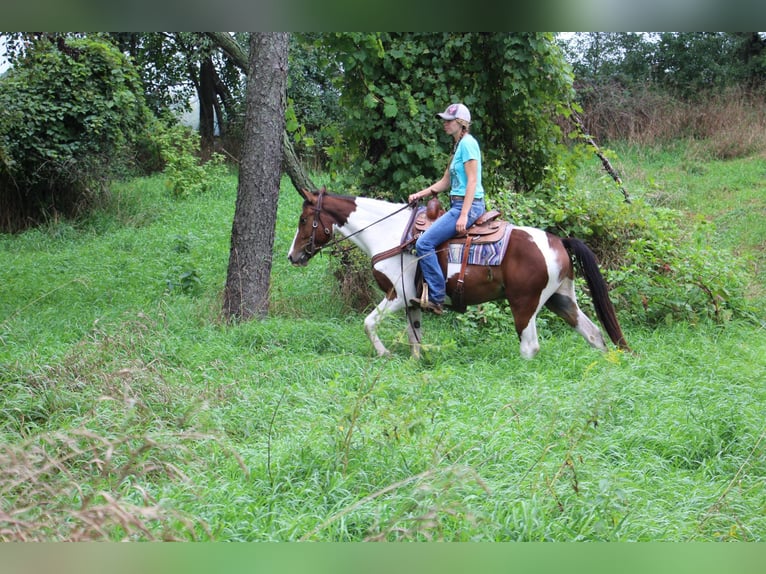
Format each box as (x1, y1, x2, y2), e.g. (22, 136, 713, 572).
(436, 103, 471, 123)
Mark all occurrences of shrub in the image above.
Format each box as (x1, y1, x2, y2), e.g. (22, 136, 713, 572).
(327, 242, 380, 313)
(153, 123, 230, 199)
(577, 82, 766, 158)
(321, 33, 576, 198)
(493, 178, 754, 325)
(0, 36, 151, 232)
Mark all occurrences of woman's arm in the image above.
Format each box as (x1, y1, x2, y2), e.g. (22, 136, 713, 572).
(455, 159, 478, 234)
(408, 166, 450, 204)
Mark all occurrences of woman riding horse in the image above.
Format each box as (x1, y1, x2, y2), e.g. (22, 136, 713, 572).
(407, 103, 486, 315)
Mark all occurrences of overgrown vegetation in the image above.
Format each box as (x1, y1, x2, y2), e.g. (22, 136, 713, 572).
(1, 141, 765, 540)
(2, 31, 766, 542)
(153, 123, 231, 199)
(492, 167, 758, 326)
(0, 36, 151, 232)
(318, 32, 575, 197)
(573, 85, 766, 157)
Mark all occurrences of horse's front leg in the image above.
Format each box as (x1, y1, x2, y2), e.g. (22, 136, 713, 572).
(405, 305, 423, 359)
(364, 297, 405, 357)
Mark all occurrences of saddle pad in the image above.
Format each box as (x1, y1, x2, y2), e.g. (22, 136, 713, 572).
(447, 224, 513, 266)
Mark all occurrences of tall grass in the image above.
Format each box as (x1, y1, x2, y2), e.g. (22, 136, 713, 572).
(1, 149, 765, 540)
(579, 85, 766, 160)
(599, 141, 766, 303)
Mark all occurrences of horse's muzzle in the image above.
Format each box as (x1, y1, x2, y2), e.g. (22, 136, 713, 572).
(288, 251, 309, 266)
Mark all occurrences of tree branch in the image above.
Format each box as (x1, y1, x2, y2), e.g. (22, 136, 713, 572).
(571, 110, 631, 204)
(205, 32, 317, 195)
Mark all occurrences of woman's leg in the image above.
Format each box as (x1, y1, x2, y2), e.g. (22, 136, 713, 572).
(415, 199, 485, 306)
(415, 206, 460, 304)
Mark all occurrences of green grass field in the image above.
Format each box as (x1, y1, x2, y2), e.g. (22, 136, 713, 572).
(1, 147, 765, 541)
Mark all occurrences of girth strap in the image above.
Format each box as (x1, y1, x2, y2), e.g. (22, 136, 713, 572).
(453, 234, 473, 312)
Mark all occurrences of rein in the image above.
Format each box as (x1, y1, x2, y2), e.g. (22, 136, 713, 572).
(307, 189, 413, 257)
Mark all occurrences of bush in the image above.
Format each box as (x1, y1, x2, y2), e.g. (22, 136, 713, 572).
(153, 123, 230, 199)
(0, 36, 151, 232)
(327, 243, 380, 313)
(321, 33, 576, 198)
(494, 178, 754, 326)
(577, 82, 766, 158)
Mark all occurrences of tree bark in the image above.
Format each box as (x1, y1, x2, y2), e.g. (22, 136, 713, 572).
(198, 57, 216, 161)
(223, 33, 290, 320)
(206, 31, 316, 194)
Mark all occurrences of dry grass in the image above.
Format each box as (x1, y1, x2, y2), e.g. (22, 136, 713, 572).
(577, 85, 766, 159)
(0, 427, 209, 541)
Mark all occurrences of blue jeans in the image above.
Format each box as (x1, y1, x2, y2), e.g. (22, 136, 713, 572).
(415, 197, 485, 304)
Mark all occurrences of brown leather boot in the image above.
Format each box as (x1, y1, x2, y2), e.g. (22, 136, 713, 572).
(410, 298, 443, 315)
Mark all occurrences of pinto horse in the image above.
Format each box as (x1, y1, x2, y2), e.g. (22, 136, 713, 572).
(288, 188, 629, 359)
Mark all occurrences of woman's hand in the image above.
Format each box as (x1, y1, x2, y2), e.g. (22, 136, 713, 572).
(456, 213, 468, 235)
(409, 189, 433, 205)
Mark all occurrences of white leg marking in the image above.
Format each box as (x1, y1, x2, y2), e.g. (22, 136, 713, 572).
(406, 306, 423, 359)
(556, 277, 608, 351)
(574, 310, 608, 350)
(364, 296, 406, 357)
(519, 321, 540, 359)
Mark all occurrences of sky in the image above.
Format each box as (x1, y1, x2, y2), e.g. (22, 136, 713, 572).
(0, 35, 8, 74)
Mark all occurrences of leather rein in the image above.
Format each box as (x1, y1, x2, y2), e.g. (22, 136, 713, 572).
(306, 189, 413, 258)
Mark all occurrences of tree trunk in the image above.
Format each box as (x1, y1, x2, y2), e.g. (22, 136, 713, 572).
(206, 31, 316, 194)
(198, 57, 216, 161)
(223, 33, 289, 320)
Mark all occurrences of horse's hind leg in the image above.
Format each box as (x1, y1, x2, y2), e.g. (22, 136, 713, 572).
(545, 280, 607, 351)
(508, 296, 543, 359)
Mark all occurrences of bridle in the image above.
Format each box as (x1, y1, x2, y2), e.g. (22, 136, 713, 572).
(305, 188, 332, 258)
(303, 188, 413, 259)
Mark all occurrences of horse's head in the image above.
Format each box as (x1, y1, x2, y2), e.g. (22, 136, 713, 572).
(287, 187, 337, 266)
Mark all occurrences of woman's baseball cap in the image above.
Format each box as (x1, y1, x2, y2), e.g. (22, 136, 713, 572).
(436, 103, 471, 123)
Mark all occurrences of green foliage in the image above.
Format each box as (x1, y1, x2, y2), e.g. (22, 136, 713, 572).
(318, 33, 577, 198)
(560, 34, 766, 151)
(561, 32, 766, 98)
(0, 36, 151, 232)
(652, 33, 765, 97)
(164, 234, 203, 296)
(492, 149, 756, 326)
(496, 190, 750, 326)
(287, 34, 344, 169)
(326, 243, 380, 313)
(153, 123, 230, 198)
(1, 164, 765, 541)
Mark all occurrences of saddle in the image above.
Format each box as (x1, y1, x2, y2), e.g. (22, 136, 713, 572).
(370, 198, 513, 312)
(407, 197, 513, 312)
(412, 200, 507, 245)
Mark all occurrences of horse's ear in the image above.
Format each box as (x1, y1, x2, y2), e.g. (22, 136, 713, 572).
(299, 188, 315, 204)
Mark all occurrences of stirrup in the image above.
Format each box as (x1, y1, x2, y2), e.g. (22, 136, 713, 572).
(409, 284, 444, 315)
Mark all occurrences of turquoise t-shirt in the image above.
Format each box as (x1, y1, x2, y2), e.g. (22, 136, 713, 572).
(449, 134, 484, 199)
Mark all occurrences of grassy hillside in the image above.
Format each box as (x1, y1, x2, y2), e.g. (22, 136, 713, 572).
(1, 147, 765, 541)
(606, 141, 766, 298)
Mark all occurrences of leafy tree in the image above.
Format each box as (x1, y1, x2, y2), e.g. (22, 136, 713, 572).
(111, 33, 246, 160)
(0, 35, 150, 232)
(561, 32, 656, 86)
(317, 32, 576, 197)
(561, 32, 766, 98)
(206, 32, 317, 194)
(286, 33, 343, 169)
(652, 33, 741, 97)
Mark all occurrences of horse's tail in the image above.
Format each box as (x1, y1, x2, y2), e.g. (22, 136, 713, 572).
(562, 237, 630, 351)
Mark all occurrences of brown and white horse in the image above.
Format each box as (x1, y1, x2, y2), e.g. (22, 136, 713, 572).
(288, 188, 629, 359)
